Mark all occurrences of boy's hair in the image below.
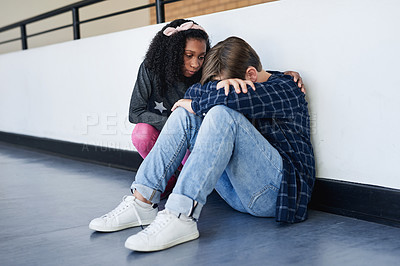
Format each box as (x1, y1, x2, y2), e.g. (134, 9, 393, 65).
(144, 19, 211, 96)
(200, 36, 262, 85)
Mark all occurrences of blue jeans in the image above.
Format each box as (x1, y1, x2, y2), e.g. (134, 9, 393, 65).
(131, 105, 283, 220)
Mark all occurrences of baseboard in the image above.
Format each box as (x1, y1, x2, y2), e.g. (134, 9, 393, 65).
(1, 131, 399, 227)
(0, 131, 142, 171)
(309, 178, 400, 227)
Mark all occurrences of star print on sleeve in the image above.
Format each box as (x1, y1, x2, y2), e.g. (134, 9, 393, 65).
(154, 101, 167, 114)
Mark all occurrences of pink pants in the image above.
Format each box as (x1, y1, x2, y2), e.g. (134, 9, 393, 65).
(131, 123, 189, 164)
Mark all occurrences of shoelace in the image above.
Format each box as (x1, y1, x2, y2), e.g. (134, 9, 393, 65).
(131, 201, 144, 229)
(103, 196, 144, 229)
(141, 210, 171, 235)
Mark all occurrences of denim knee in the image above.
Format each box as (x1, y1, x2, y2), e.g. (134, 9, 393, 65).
(163, 107, 197, 133)
(169, 107, 190, 121)
(203, 105, 238, 127)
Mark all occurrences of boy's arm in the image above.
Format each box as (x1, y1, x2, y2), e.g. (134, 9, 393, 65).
(185, 77, 303, 119)
(215, 71, 305, 96)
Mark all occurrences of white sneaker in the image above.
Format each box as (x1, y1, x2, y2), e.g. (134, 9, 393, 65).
(124, 209, 199, 252)
(89, 196, 158, 232)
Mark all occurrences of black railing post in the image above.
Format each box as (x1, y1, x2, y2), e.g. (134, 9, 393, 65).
(20, 24, 28, 50)
(155, 0, 165, 23)
(72, 7, 81, 40)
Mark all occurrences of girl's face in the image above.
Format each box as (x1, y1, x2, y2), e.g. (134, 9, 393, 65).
(182, 38, 207, 78)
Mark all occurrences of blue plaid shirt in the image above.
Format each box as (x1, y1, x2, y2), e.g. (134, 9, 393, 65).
(184, 72, 315, 223)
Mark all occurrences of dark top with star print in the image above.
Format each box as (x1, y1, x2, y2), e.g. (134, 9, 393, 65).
(129, 62, 189, 131)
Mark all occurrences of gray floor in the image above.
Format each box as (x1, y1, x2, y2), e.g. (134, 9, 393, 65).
(1, 141, 400, 266)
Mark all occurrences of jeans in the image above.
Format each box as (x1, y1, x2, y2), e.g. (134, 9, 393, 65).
(131, 123, 190, 164)
(131, 105, 283, 220)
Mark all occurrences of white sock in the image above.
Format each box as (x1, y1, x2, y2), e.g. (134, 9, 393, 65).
(135, 198, 153, 209)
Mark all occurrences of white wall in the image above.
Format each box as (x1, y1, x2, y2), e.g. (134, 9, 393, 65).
(1, 0, 399, 190)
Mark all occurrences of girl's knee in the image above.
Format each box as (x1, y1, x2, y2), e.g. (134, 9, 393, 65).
(131, 123, 160, 145)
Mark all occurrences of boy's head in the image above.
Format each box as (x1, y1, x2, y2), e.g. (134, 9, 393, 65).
(201, 36, 263, 84)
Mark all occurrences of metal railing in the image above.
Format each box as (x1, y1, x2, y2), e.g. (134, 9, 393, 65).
(0, 0, 182, 50)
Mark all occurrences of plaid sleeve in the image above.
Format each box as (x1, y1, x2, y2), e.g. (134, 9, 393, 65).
(185, 78, 303, 118)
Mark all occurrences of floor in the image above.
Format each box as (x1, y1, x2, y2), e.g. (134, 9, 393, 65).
(1, 141, 400, 266)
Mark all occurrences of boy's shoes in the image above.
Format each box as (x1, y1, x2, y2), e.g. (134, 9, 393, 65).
(89, 196, 158, 232)
(124, 209, 199, 252)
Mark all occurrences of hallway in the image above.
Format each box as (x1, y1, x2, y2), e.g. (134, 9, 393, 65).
(1, 141, 399, 266)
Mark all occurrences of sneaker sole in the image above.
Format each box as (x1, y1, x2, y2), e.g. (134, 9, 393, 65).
(124, 231, 200, 252)
(89, 219, 155, 232)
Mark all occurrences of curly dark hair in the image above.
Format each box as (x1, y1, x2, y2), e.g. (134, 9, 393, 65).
(144, 19, 211, 96)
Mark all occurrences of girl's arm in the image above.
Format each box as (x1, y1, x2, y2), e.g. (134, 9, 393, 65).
(129, 62, 167, 131)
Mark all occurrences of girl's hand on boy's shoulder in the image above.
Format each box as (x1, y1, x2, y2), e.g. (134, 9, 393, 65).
(172, 99, 194, 114)
(283, 71, 306, 94)
(216, 79, 256, 96)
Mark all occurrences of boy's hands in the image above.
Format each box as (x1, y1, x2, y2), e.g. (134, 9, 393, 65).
(217, 79, 256, 96)
(172, 99, 194, 114)
(216, 72, 306, 95)
(284, 71, 306, 94)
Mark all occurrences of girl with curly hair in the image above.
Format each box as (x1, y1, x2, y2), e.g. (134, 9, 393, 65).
(128, 19, 211, 198)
